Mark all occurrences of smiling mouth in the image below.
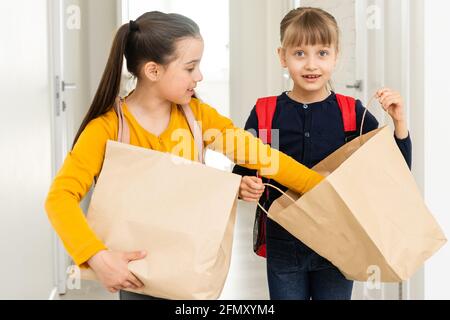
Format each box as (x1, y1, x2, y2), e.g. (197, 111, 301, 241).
(302, 75, 321, 79)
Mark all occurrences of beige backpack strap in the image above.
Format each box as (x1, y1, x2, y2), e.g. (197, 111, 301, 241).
(114, 97, 130, 144)
(180, 104, 205, 164)
(114, 98, 203, 163)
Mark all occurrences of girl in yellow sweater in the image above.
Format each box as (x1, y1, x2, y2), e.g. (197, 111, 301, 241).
(45, 11, 323, 300)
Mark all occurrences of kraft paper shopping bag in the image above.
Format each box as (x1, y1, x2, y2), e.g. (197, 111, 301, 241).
(267, 125, 446, 282)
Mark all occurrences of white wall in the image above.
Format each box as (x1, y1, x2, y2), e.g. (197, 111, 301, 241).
(423, 0, 450, 300)
(230, 0, 290, 127)
(407, 0, 425, 300)
(0, 0, 54, 299)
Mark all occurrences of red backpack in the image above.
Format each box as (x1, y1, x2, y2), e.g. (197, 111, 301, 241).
(253, 93, 357, 258)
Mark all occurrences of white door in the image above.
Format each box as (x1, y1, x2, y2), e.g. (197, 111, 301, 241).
(0, 0, 54, 299)
(50, 0, 118, 295)
(50, 0, 81, 295)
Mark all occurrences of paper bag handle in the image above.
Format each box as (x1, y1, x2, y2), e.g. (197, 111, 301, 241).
(360, 93, 388, 137)
(256, 183, 298, 216)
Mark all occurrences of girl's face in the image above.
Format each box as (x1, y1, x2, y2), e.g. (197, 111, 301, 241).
(152, 37, 204, 105)
(278, 44, 338, 94)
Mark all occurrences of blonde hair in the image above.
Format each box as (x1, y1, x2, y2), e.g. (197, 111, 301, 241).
(280, 7, 340, 52)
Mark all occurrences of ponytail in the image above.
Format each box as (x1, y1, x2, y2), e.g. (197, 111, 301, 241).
(72, 23, 130, 148)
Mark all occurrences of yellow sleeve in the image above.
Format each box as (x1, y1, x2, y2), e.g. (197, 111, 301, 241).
(44, 114, 117, 266)
(193, 99, 324, 194)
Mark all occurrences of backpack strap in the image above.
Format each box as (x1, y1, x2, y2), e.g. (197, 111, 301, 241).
(255, 94, 357, 140)
(115, 97, 130, 145)
(180, 104, 205, 164)
(335, 94, 357, 132)
(255, 96, 278, 203)
(253, 97, 277, 259)
(255, 96, 278, 144)
(114, 97, 205, 164)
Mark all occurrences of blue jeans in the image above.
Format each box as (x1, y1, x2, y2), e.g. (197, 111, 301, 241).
(266, 219, 353, 300)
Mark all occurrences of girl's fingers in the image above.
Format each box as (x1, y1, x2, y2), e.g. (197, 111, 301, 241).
(240, 190, 262, 201)
(379, 97, 390, 110)
(241, 190, 261, 199)
(242, 187, 264, 196)
(245, 176, 265, 190)
(243, 197, 260, 203)
(122, 281, 136, 289)
(378, 89, 399, 104)
(241, 181, 264, 194)
(383, 97, 399, 110)
(239, 176, 264, 201)
(376, 88, 390, 97)
(378, 92, 388, 104)
(379, 91, 395, 104)
(250, 182, 265, 190)
(247, 176, 263, 183)
(379, 91, 400, 105)
(109, 287, 119, 293)
(385, 98, 396, 108)
(380, 95, 400, 110)
(124, 250, 146, 262)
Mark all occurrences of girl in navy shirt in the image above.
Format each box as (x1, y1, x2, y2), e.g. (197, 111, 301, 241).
(234, 7, 412, 300)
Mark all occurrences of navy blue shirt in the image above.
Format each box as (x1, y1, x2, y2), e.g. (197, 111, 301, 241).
(233, 91, 412, 208)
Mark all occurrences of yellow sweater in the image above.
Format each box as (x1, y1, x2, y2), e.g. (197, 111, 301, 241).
(45, 98, 324, 266)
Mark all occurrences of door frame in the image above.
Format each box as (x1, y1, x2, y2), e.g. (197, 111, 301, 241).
(49, 0, 75, 295)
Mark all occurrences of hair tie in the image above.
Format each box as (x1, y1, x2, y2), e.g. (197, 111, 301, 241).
(129, 20, 140, 32)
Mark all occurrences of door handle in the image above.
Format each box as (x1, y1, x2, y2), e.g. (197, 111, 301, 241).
(346, 80, 363, 91)
(62, 81, 77, 91)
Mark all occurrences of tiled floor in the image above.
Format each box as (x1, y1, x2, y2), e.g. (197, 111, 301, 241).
(58, 201, 269, 300)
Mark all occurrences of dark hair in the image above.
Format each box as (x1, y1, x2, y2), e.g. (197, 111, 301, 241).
(72, 11, 201, 148)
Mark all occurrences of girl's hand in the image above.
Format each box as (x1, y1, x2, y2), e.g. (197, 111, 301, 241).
(376, 88, 405, 122)
(239, 176, 265, 202)
(87, 250, 147, 293)
(376, 88, 409, 139)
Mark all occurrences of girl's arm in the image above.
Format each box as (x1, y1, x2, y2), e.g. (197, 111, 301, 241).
(356, 92, 412, 169)
(45, 114, 146, 293)
(232, 106, 259, 178)
(45, 117, 113, 267)
(195, 100, 324, 195)
(231, 107, 265, 202)
(376, 88, 412, 168)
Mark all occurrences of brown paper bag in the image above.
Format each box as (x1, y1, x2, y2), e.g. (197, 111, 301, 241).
(267, 126, 446, 282)
(82, 140, 241, 299)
